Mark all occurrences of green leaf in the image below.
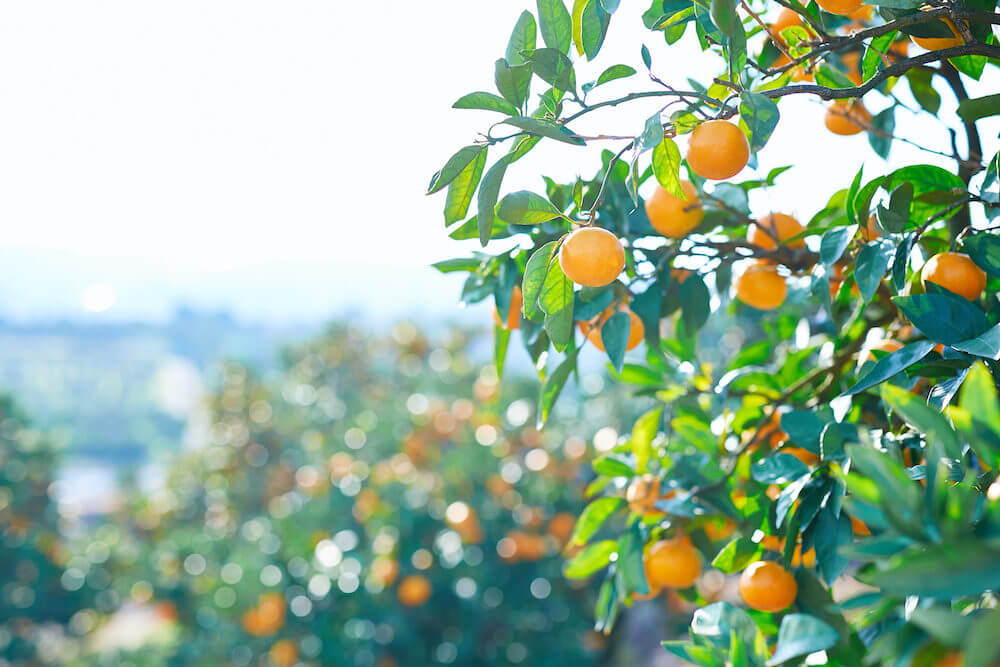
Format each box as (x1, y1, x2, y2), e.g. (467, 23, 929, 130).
(496, 191, 564, 225)
(854, 238, 895, 301)
(959, 363, 1000, 433)
(570, 496, 625, 546)
(691, 602, 763, 650)
(432, 257, 482, 273)
(452, 91, 520, 116)
(952, 322, 1000, 360)
(428, 145, 487, 194)
(680, 273, 711, 331)
(639, 113, 663, 150)
(538, 349, 578, 427)
(494, 59, 532, 108)
(962, 233, 1000, 278)
(524, 47, 576, 91)
(580, 0, 611, 60)
(965, 609, 1000, 667)
(564, 539, 617, 578)
(958, 94, 1000, 123)
(537, 0, 572, 53)
(868, 106, 895, 159)
(752, 453, 811, 483)
(506, 10, 537, 66)
(815, 64, 856, 89)
(819, 225, 856, 265)
(909, 607, 974, 647)
(600, 311, 631, 373)
(494, 325, 511, 377)
(501, 116, 586, 145)
(860, 540, 1000, 598)
(881, 383, 962, 460)
(781, 411, 827, 450)
(711, 537, 761, 574)
(710, 0, 740, 39)
(739, 91, 780, 152)
(617, 525, 649, 594)
(906, 68, 941, 114)
(540, 255, 574, 351)
(651, 137, 683, 196)
(592, 454, 634, 477)
(846, 340, 936, 395)
(522, 241, 559, 319)
(630, 407, 661, 473)
(593, 64, 636, 87)
(444, 148, 488, 225)
(862, 30, 898, 81)
(768, 614, 838, 666)
(894, 293, 990, 344)
(884, 164, 966, 222)
(477, 157, 511, 245)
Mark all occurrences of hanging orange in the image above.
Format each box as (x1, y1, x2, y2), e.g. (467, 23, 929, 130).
(644, 181, 703, 238)
(739, 561, 797, 612)
(920, 252, 987, 301)
(559, 227, 625, 287)
(686, 120, 750, 181)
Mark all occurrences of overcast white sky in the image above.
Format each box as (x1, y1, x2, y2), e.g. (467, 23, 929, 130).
(0, 1, 993, 321)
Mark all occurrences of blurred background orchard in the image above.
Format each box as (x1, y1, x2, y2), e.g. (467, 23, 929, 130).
(1, 0, 998, 666)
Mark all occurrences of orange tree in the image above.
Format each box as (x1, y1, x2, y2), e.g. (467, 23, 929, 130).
(430, 0, 1000, 664)
(77, 324, 610, 666)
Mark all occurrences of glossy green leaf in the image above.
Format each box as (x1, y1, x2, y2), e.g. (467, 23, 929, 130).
(537, 349, 578, 427)
(496, 190, 564, 225)
(846, 340, 936, 394)
(768, 614, 838, 666)
(477, 157, 511, 244)
(452, 91, 520, 116)
(428, 145, 487, 194)
(501, 116, 586, 145)
(524, 47, 576, 91)
(522, 241, 559, 319)
(739, 91, 780, 152)
(537, 0, 572, 53)
(563, 539, 617, 578)
(652, 137, 683, 196)
(444, 148, 488, 225)
(569, 496, 625, 546)
(506, 10, 537, 66)
(894, 293, 989, 344)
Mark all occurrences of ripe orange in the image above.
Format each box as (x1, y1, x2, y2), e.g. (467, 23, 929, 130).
(547, 512, 577, 543)
(398, 575, 433, 607)
(493, 286, 522, 330)
(862, 214, 881, 241)
(748, 213, 805, 250)
(816, 0, 863, 16)
(645, 537, 702, 589)
(841, 51, 863, 85)
(269, 639, 299, 667)
(913, 18, 964, 51)
(920, 252, 987, 301)
(626, 474, 661, 513)
(850, 515, 871, 536)
(580, 305, 644, 352)
(846, 4, 873, 22)
(686, 120, 750, 181)
(825, 101, 872, 136)
(559, 227, 625, 287)
(644, 180, 703, 238)
(739, 561, 798, 612)
(735, 261, 787, 310)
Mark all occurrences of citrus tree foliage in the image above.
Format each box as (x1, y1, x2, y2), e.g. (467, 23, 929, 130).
(431, 0, 1000, 664)
(0, 396, 90, 665)
(77, 324, 607, 666)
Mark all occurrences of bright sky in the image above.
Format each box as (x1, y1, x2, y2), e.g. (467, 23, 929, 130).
(0, 1, 994, 319)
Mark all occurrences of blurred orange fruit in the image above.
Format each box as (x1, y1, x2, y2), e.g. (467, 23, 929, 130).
(735, 261, 787, 310)
(645, 181, 703, 238)
(740, 561, 797, 612)
(644, 537, 702, 589)
(748, 213, 805, 250)
(921, 252, 987, 301)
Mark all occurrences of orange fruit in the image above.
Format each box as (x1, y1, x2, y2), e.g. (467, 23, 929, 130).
(644, 181, 703, 238)
(920, 252, 987, 301)
(748, 213, 805, 250)
(686, 120, 750, 181)
(580, 305, 644, 352)
(783, 446, 819, 466)
(735, 261, 787, 310)
(816, 0, 863, 16)
(547, 512, 577, 543)
(493, 285, 522, 330)
(559, 227, 625, 287)
(645, 537, 702, 589)
(850, 515, 871, 536)
(269, 639, 298, 667)
(862, 214, 881, 241)
(398, 575, 432, 607)
(792, 545, 816, 568)
(703, 518, 736, 542)
(626, 474, 661, 513)
(913, 18, 964, 51)
(846, 4, 873, 22)
(825, 101, 872, 136)
(841, 51, 863, 85)
(739, 561, 798, 612)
